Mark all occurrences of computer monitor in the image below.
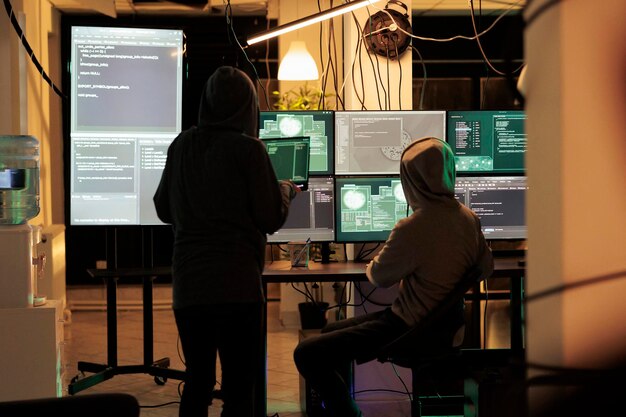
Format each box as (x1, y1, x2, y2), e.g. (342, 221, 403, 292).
(68, 26, 184, 225)
(455, 176, 527, 240)
(262, 137, 310, 190)
(267, 176, 335, 243)
(259, 111, 334, 175)
(447, 110, 527, 174)
(334, 110, 446, 175)
(334, 176, 409, 243)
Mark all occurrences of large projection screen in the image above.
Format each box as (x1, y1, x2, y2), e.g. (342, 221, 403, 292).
(69, 26, 183, 225)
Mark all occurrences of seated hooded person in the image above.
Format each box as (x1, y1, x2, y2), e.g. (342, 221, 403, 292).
(293, 137, 494, 417)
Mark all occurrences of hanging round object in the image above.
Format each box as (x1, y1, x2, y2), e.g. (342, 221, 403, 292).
(362, 0, 412, 60)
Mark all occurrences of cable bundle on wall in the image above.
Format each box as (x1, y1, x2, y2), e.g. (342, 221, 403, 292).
(2, 0, 66, 100)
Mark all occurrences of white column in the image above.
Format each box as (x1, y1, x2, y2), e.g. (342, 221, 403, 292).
(343, 1, 413, 111)
(525, 0, 626, 410)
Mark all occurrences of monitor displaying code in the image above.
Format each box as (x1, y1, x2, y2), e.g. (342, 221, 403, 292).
(447, 110, 526, 174)
(267, 176, 335, 243)
(455, 176, 527, 240)
(69, 26, 184, 225)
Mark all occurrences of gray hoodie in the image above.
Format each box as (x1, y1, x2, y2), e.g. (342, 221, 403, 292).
(366, 137, 493, 327)
(153, 66, 292, 309)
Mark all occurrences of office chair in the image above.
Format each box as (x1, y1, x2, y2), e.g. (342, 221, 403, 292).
(0, 393, 140, 417)
(371, 266, 487, 417)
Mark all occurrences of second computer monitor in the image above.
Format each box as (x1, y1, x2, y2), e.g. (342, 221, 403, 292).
(447, 110, 527, 174)
(259, 111, 334, 176)
(455, 176, 527, 240)
(267, 176, 336, 243)
(334, 110, 446, 175)
(334, 176, 409, 243)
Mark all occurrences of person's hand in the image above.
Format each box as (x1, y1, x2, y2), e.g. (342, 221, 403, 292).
(279, 180, 300, 200)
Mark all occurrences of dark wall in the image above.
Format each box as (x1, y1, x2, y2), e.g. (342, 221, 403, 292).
(61, 12, 524, 285)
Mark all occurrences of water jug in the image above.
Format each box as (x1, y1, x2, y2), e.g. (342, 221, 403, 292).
(0, 135, 40, 224)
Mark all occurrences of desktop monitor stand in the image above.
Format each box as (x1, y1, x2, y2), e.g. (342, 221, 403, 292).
(320, 242, 332, 264)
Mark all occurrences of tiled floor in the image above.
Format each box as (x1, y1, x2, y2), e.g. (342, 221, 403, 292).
(63, 295, 306, 417)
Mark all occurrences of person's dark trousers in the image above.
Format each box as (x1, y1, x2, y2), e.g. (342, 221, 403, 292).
(174, 302, 263, 417)
(293, 308, 409, 417)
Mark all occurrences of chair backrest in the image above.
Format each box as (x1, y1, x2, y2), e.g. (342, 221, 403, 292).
(376, 264, 487, 365)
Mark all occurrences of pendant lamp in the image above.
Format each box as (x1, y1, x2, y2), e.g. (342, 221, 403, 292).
(277, 41, 319, 81)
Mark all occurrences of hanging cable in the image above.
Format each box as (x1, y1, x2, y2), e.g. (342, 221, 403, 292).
(349, 12, 369, 109)
(411, 45, 427, 110)
(264, 11, 271, 109)
(362, 6, 390, 110)
(371, 51, 387, 110)
(224, 0, 270, 110)
(468, 0, 522, 76)
(330, 16, 344, 109)
(482, 73, 490, 109)
(385, 47, 391, 109)
(395, 41, 402, 110)
(2, 0, 66, 100)
(377, 0, 523, 43)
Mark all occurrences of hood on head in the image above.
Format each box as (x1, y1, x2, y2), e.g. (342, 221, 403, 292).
(400, 137, 456, 210)
(197, 66, 259, 136)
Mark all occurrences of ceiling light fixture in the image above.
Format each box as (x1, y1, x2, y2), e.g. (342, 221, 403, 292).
(245, 0, 383, 46)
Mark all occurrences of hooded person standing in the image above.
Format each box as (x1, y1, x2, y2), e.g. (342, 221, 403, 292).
(153, 66, 298, 417)
(293, 137, 493, 417)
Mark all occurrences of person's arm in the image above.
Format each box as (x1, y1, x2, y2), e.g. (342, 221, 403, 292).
(475, 218, 494, 279)
(153, 145, 173, 224)
(247, 141, 297, 234)
(366, 220, 420, 288)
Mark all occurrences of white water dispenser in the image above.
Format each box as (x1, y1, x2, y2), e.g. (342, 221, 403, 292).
(0, 135, 42, 308)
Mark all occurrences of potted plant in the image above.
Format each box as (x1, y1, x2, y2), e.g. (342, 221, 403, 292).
(272, 81, 335, 110)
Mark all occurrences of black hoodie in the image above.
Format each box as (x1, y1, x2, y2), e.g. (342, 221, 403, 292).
(366, 137, 493, 327)
(153, 66, 291, 308)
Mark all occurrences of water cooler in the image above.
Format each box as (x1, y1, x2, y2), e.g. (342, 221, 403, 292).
(0, 135, 42, 307)
(0, 136, 65, 401)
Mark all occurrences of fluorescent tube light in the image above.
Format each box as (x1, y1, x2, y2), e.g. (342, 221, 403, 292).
(246, 0, 383, 46)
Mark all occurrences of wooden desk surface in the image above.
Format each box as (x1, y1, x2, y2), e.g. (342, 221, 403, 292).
(86, 257, 524, 281)
(263, 257, 524, 283)
(263, 260, 367, 283)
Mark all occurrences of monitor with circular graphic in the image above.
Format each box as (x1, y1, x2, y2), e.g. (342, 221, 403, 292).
(259, 111, 334, 176)
(334, 176, 408, 243)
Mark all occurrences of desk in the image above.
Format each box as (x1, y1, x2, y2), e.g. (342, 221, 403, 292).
(67, 267, 185, 395)
(257, 258, 525, 417)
